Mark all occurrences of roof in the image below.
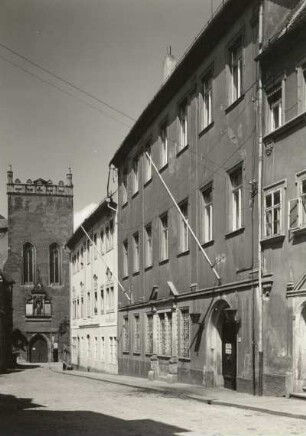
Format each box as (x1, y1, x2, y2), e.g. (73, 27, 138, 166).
(66, 198, 117, 249)
(260, 0, 306, 56)
(110, 0, 252, 167)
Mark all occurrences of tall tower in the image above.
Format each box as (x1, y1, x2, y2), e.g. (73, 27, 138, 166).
(5, 167, 73, 363)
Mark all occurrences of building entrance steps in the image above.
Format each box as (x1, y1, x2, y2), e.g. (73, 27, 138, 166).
(50, 366, 306, 421)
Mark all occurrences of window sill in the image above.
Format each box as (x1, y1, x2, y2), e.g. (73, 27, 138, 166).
(176, 143, 189, 157)
(144, 264, 153, 272)
(199, 121, 214, 138)
(133, 352, 141, 356)
(177, 249, 190, 258)
(225, 94, 245, 114)
(263, 111, 306, 144)
(157, 355, 171, 360)
(131, 190, 139, 199)
(225, 227, 245, 239)
(132, 270, 140, 276)
(291, 226, 306, 236)
(202, 239, 214, 248)
(106, 309, 115, 314)
(159, 162, 168, 173)
(122, 351, 130, 355)
(144, 178, 152, 188)
(122, 201, 128, 209)
(260, 234, 285, 245)
(122, 275, 129, 281)
(178, 356, 190, 362)
(159, 258, 169, 265)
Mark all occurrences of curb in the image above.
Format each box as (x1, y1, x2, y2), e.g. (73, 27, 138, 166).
(51, 368, 306, 421)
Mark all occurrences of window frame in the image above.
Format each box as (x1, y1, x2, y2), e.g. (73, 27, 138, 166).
(123, 316, 129, 353)
(121, 167, 128, 205)
(144, 223, 153, 268)
(144, 140, 152, 185)
(159, 212, 169, 261)
(133, 314, 140, 354)
(159, 121, 168, 169)
(178, 98, 188, 152)
(229, 165, 243, 232)
(122, 239, 129, 278)
(49, 243, 61, 285)
(132, 232, 140, 273)
(229, 36, 243, 104)
(179, 199, 189, 253)
(267, 82, 283, 133)
(23, 242, 35, 285)
(178, 308, 190, 359)
(263, 180, 286, 238)
(200, 71, 213, 131)
(201, 184, 213, 243)
(132, 155, 139, 195)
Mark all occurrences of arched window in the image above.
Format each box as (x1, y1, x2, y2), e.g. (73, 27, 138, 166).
(49, 243, 60, 285)
(23, 243, 35, 284)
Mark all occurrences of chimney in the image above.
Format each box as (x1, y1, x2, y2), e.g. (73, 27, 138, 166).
(7, 165, 13, 184)
(66, 167, 73, 187)
(162, 46, 177, 83)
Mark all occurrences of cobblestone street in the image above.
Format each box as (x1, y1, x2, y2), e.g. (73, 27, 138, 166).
(0, 366, 306, 435)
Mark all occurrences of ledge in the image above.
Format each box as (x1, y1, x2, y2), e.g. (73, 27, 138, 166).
(159, 258, 169, 266)
(131, 190, 139, 199)
(263, 111, 306, 144)
(159, 162, 169, 173)
(201, 239, 214, 248)
(291, 226, 306, 237)
(199, 121, 214, 138)
(144, 178, 152, 188)
(122, 201, 128, 209)
(144, 264, 153, 272)
(260, 234, 285, 246)
(176, 143, 189, 157)
(178, 357, 191, 362)
(177, 249, 190, 258)
(132, 271, 140, 277)
(225, 227, 245, 239)
(225, 94, 245, 114)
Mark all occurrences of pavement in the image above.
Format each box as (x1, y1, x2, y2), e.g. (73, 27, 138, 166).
(49, 364, 306, 421)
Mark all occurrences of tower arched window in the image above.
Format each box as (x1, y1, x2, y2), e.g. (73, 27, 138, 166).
(23, 243, 35, 284)
(50, 243, 60, 285)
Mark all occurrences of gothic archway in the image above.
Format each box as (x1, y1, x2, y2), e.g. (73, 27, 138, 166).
(29, 334, 48, 363)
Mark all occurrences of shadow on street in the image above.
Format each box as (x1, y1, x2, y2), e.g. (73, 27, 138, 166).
(0, 392, 188, 436)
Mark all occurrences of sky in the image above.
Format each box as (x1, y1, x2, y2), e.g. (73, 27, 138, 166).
(0, 0, 222, 228)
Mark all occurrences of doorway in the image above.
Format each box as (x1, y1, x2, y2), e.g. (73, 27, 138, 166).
(30, 335, 48, 363)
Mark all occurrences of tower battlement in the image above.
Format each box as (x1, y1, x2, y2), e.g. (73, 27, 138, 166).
(6, 166, 73, 197)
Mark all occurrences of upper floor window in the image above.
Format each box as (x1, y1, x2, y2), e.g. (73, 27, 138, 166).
(267, 83, 283, 132)
(200, 72, 213, 130)
(50, 243, 60, 285)
(144, 142, 152, 184)
(160, 213, 169, 261)
(264, 188, 282, 237)
(106, 286, 114, 313)
(201, 184, 213, 243)
(159, 122, 168, 168)
(145, 223, 153, 268)
(229, 38, 243, 103)
(179, 200, 189, 252)
(229, 166, 243, 232)
(122, 168, 128, 205)
(132, 156, 139, 195)
(123, 239, 129, 278)
(133, 232, 140, 273)
(289, 174, 306, 230)
(86, 239, 90, 264)
(93, 233, 97, 260)
(23, 243, 35, 284)
(178, 99, 188, 151)
(100, 229, 105, 254)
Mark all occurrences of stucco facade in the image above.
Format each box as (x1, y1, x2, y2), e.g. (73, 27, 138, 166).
(67, 199, 118, 374)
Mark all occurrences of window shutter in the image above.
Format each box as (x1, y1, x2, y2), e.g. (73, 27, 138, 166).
(289, 198, 299, 230)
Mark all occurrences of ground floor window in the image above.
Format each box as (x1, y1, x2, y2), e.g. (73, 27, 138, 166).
(101, 337, 105, 362)
(178, 309, 190, 358)
(158, 312, 172, 356)
(110, 337, 117, 363)
(146, 314, 153, 354)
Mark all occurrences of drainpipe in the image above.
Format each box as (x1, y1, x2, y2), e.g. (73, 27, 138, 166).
(257, 0, 264, 396)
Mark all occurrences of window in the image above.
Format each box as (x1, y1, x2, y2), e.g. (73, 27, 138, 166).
(49, 243, 60, 285)
(229, 38, 243, 103)
(87, 292, 91, 317)
(289, 174, 306, 230)
(94, 291, 98, 315)
(201, 185, 213, 243)
(160, 122, 168, 168)
(230, 166, 243, 231)
(110, 337, 117, 363)
(264, 189, 282, 237)
(100, 288, 104, 314)
(123, 316, 129, 352)
(132, 156, 139, 195)
(178, 309, 190, 358)
(267, 83, 282, 131)
(23, 243, 35, 284)
(106, 286, 114, 313)
(178, 99, 188, 151)
(123, 240, 129, 277)
(105, 225, 110, 251)
(144, 142, 152, 184)
(145, 223, 153, 268)
(160, 213, 169, 261)
(101, 337, 105, 362)
(100, 229, 105, 254)
(133, 232, 140, 273)
(134, 315, 140, 353)
(146, 314, 153, 354)
(200, 72, 213, 130)
(122, 168, 128, 205)
(81, 297, 84, 318)
(109, 219, 114, 249)
(86, 239, 90, 264)
(179, 200, 189, 252)
(80, 246, 84, 269)
(93, 234, 97, 259)
(158, 312, 172, 356)
(94, 337, 98, 360)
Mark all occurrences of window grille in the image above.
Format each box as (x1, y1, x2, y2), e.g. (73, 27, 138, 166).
(179, 309, 190, 358)
(146, 314, 153, 354)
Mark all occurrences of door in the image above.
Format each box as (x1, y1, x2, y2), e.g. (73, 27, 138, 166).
(30, 336, 48, 363)
(222, 318, 237, 390)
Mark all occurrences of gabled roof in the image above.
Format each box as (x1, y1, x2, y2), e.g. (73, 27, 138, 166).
(110, 0, 252, 167)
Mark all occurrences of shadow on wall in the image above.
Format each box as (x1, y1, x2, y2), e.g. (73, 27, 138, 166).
(0, 393, 188, 436)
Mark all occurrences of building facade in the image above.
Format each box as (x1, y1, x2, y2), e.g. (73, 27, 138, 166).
(259, 0, 306, 395)
(4, 168, 73, 363)
(110, 0, 304, 396)
(0, 271, 13, 372)
(66, 199, 118, 374)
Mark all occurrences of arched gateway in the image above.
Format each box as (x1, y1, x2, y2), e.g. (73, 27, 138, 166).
(29, 334, 48, 363)
(204, 299, 238, 390)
